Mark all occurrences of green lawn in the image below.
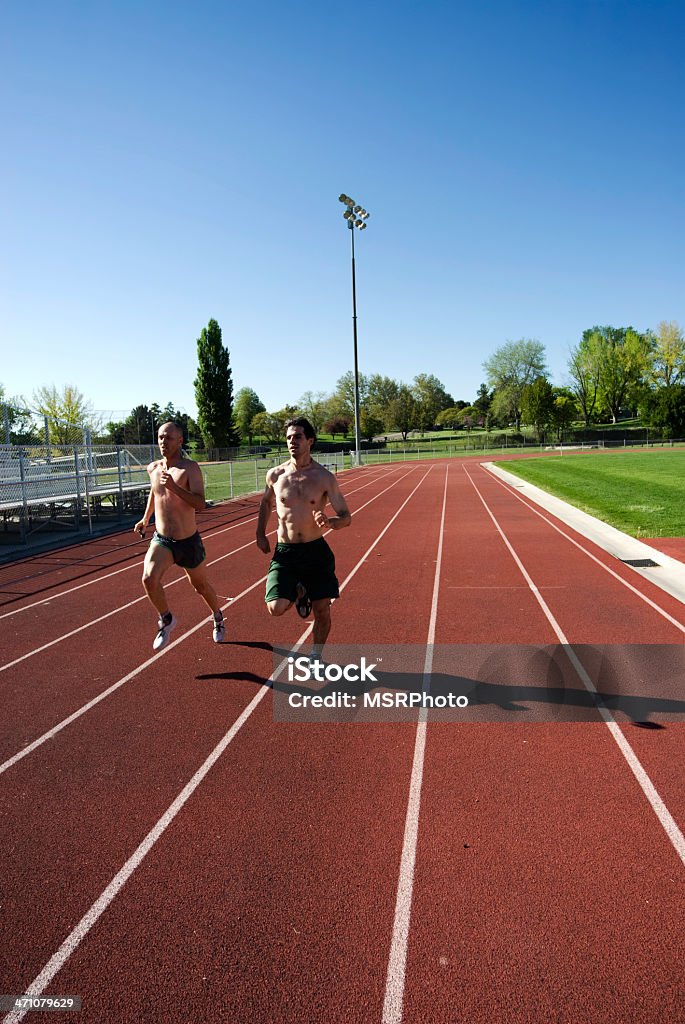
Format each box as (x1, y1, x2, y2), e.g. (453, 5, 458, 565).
(496, 450, 685, 538)
(200, 458, 272, 502)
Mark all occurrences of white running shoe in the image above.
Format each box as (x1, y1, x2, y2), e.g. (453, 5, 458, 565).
(212, 615, 225, 643)
(153, 613, 177, 651)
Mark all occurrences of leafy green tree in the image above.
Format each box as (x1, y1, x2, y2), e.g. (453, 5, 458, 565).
(360, 374, 399, 436)
(366, 374, 399, 406)
(33, 384, 101, 443)
(567, 333, 603, 426)
(483, 339, 547, 431)
(234, 388, 266, 445)
(296, 391, 330, 433)
(473, 383, 492, 418)
(333, 371, 369, 420)
(550, 390, 578, 441)
(194, 319, 238, 448)
(411, 374, 454, 431)
(459, 405, 483, 431)
(436, 407, 465, 429)
(585, 326, 652, 423)
(360, 408, 385, 441)
(251, 411, 286, 445)
(385, 386, 417, 441)
(126, 404, 154, 444)
(641, 385, 685, 438)
(651, 321, 685, 387)
(0, 383, 33, 443)
(521, 377, 554, 439)
(275, 404, 298, 422)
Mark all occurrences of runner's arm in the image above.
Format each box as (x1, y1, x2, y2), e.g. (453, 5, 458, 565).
(256, 474, 276, 552)
(315, 474, 351, 530)
(134, 465, 157, 535)
(159, 460, 206, 511)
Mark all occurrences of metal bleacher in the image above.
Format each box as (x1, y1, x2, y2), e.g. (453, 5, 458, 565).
(0, 444, 152, 544)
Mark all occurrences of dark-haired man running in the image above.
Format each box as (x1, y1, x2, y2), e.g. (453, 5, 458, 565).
(256, 417, 351, 660)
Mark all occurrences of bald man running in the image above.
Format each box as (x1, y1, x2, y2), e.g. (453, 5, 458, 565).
(256, 416, 351, 661)
(134, 421, 225, 650)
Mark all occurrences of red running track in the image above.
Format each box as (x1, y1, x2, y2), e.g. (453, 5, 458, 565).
(1, 459, 684, 1024)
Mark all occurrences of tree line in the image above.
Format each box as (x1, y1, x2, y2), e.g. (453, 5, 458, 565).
(4, 317, 684, 449)
(483, 323, 685, 440)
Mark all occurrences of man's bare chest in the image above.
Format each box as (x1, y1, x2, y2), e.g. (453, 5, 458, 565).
(152, 466, 188, 494)
(275, 472, 326, 507)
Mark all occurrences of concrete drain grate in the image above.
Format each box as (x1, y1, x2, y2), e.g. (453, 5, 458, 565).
(620, 558, 659, 568)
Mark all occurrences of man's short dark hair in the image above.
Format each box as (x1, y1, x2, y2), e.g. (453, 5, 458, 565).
(285, 417, 316, 442)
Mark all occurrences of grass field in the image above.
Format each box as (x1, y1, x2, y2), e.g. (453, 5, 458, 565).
(200, 459, 269, 502)
(496, 450, 685, 538)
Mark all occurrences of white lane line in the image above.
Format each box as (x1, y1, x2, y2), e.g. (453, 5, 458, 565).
(0, 467, 420, 777)
(0, 469, 404, 671)
(0, 534, 270, 674)
(382, 465, 448, 1024)
(480, 463, 685, 634)
(464, 466, 685, 869)
(0, 465, 393, 622)
(0, 514, 260, 622)
(0, 466, 435, 1024)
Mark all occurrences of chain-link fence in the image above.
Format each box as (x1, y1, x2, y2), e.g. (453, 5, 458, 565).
(0, 437, 348, 549)
(0, 443, 153, 544)
(1, 400, 105, 446)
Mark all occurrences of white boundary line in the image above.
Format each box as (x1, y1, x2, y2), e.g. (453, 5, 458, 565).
(1, 467, 436, 1024)
(0, 466, 394, 622)
(0, 513, 260, 622)
(0, 468, 404, 671)
(0, 467, 419, 777)
(479, 463, 685, 634)
(382, 465, 449, 1024)
(464, 466, 685, 871)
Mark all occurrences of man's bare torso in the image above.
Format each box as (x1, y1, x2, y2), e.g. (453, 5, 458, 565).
(148, 458, 197, 539)
(270, 460, 334, 543)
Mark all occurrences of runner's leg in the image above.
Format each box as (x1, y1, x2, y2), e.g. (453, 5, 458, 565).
(311, 598, 332, 659)
(267, 598, 293, 617)
(142, 541, 175, 616)
(185, 561, 222, 615)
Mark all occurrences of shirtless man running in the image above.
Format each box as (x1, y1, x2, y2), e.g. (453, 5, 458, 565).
(256, 417, 351, 660)
(134, 421, 225, 650)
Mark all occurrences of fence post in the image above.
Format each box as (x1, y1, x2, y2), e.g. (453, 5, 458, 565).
(18, 448, 30, 538)
(86, 428, 95, 475)
(229, 461, 234, 499)
(73, 446, 82, 526)
(3, 404, 9, 444)
(74, 446, 81, 504)
(84, 464, 93, 535)
(255, 460, 259, 492)
(117, 447, 124, 513)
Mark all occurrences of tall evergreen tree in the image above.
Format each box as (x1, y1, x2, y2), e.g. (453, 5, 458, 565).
(194, 319, 238, 448)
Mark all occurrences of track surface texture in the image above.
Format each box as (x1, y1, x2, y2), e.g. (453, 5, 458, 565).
(1, 458, 684, 1024)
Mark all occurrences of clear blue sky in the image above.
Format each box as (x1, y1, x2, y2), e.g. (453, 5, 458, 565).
(2, 0, 683, 421)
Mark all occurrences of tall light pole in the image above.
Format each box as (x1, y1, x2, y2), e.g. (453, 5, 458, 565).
(338, 194, 369, 466)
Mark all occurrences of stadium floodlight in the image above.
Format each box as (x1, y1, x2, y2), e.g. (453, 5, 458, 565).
(338, 193, 370, 467)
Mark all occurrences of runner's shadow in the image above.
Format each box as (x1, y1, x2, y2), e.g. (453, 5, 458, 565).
(223, 641, 273, 652)
(196, 671, 271, 685)
(271, 644, 685, 727)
